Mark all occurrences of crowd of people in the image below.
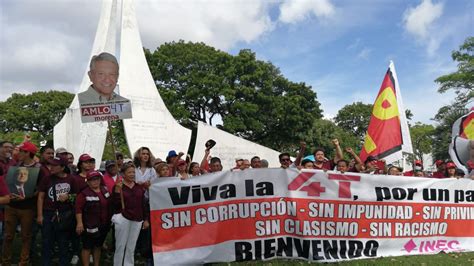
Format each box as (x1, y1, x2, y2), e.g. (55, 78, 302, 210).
(0, 137, 471, 265)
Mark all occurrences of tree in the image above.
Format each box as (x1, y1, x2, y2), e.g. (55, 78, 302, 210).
(0, 91, 74, 140)
(102, 119, 131, 160)
(334, 102, 372, 147)
(305, 119, 360, 159)
(409, 122, 435, 161)
(431, 37, 473, 161)
(146, 41, 323, 151)
(435, 36, 474, 106)
(334, 102, 413, 150)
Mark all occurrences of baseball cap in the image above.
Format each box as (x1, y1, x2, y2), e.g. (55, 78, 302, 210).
(435, 160, 445, 166)
(105, 160, 116, 168)
(79, 154, 95, 162)
(177, 159, 187, 166)
(467, 160, 474, 169)
(18, 142, 38, 154)
(235, 157, 244, 162)
(48, 156, 68, 166)
(55, 147, 68, 154)
(446, 162, 456, 169)
(86, 170, 102, 181)
(167, 150, 178, 158)
(47, 157, 70, 173)
(414, 160, 422, 166)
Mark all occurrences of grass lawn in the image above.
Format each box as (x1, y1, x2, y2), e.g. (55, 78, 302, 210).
(214, 252, 474, 265)
(7, 233, 474, 265)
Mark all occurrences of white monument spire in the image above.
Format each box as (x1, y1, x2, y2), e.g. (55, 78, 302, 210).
(119, 0, 191, 158)
(53, 0, 118, 161)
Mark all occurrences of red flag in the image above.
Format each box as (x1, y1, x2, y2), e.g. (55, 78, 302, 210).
(360, 67, 403, 163)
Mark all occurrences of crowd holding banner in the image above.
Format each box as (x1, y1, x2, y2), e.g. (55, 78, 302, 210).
(0, 137, 473, 265)
(150, 168, 474, 264)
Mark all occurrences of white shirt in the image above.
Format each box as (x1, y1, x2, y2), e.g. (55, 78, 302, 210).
(135, 167, 157, 184)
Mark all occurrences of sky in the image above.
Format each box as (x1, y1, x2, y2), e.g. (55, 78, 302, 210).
(0, 0, 473, 124)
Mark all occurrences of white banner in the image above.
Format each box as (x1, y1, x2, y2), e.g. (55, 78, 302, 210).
(149, 169, 474, 264)
(79, 99, 132, 123)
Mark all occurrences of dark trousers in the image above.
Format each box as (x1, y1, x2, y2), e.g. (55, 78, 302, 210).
(137, 226, 154, 266)
(41, 210, 71, 266)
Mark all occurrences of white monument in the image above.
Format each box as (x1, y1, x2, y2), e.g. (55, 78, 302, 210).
(53, 0, 118, 162)
(53, 0, 191, 160)
(119, 0, 191, 159)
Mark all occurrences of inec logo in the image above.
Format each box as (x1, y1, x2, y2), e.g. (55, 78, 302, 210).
(403, 238, 462, 254)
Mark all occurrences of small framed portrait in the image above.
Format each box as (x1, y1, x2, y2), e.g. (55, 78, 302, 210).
(6, 166, 40, 198)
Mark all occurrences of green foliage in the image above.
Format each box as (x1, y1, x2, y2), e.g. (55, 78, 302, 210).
(405, 109, 413, 121)
(0, 91, 74, 142)
(0, 131, 44, 147)
(305, 119, 359, 159)
(409, 122, 435, 161)
(102, 120, 131, 160)
(334, 102, 413, 150)
(432, 37, 473, 160)
(334, 102, 372, 147)
(146, 41, 322, 151)
(435, 36, 474, 106)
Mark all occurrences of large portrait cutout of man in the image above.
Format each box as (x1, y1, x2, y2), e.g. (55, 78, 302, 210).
(6, 166, 40, 199)
(78, 52, 132, 123)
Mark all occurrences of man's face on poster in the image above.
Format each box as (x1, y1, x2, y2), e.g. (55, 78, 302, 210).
(88, 60, 119, 98)
(17, 168, 28, 184)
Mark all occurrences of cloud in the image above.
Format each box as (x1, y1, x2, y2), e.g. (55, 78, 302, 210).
(279, 0, 335, 24)
(137, 0, 274, 51)
(347, 38, 361, 50)
(402, 0, 444, 55)
(403, 0, 443, 39)
(357, 47, 372, 60)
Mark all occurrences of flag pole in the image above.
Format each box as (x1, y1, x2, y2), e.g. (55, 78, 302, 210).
(107, 120, 125, 209)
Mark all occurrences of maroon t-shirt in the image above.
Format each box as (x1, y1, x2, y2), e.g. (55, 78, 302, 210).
(113, 183, 149, 222)
(314, 160, 335, 171)
(0, 158, 16, 178)
(76, 188, 109, 225)
(403, 170, 414, 176)
(73, 173, 88, 192)
(347, 166, 359, 173)
(432, 171, 447, 178)
(38, 174, 76, 211)
(0, 177, 9, 221)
